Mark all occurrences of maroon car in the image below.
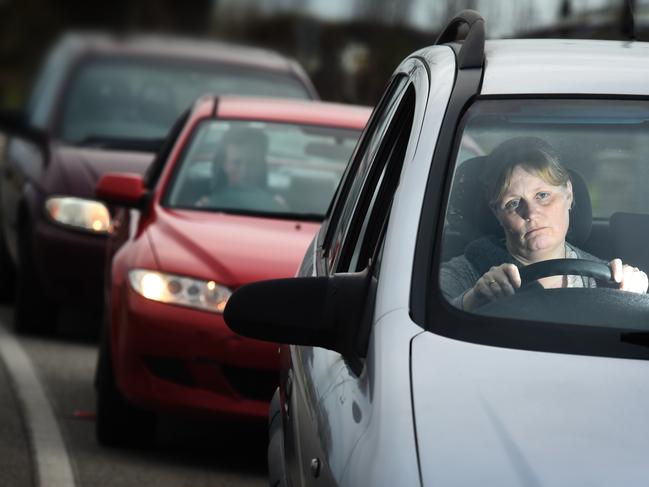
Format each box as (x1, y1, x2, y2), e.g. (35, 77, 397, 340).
(0, 32, 318, 334)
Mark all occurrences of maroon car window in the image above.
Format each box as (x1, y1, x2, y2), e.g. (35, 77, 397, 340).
(163, 119, 362, 219)
(58, 59, 313, 145)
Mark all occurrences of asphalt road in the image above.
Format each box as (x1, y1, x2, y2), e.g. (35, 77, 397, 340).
(0, 305, 268, 487)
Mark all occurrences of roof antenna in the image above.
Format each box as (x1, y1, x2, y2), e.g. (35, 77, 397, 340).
(621, 0, 636, 41)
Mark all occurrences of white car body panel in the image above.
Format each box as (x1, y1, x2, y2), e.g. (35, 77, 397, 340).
(412, 330, 649, 485)
(482, 39, 649, 95)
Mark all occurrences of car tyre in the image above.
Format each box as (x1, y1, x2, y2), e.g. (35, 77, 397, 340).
(13, 220, 57, 335)
(95, 327, 157, 447)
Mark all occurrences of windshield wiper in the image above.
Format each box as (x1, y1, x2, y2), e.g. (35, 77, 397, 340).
(76, 136, 165, 153)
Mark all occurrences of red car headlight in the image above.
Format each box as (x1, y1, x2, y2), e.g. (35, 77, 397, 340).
(128, 269, 231, 313)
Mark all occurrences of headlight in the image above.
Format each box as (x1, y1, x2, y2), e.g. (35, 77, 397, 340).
(45, 197, 110, 233)
(128, 269, 231, 313)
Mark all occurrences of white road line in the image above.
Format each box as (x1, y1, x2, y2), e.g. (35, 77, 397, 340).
(0, 323, 76, 487)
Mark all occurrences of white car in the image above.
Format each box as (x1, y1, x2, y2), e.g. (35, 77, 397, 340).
(225, 10, 649, 487)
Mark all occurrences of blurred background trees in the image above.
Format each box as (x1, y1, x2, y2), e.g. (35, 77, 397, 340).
(0, 0, 646, 107)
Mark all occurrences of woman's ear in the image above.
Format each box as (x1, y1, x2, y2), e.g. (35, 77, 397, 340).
(566, 180, 574, 209)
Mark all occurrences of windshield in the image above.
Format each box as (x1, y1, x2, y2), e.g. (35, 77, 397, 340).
(439, 98, 649, 333)
(58, 59, 312, 146)
(164, 119, 361, 219)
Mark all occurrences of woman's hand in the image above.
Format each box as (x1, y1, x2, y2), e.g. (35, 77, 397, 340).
(463, 263, 521, 310)
(610, 258, 649, 294)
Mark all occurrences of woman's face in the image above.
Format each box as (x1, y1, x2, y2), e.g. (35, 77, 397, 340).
(494, 165, 573, 262)
(222, 144, 249, 186)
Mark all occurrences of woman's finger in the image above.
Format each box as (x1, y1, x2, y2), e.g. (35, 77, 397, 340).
(610, 258, 623, 284)
(501, 263, 521, 290)
(480, 275, 500, 298)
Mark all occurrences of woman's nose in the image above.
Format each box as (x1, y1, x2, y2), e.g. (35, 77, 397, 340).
(517, 199, 540, 220)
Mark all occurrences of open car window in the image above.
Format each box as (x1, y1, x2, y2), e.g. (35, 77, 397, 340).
(438, 98, 649, 333)
(163, 119, 361, 219)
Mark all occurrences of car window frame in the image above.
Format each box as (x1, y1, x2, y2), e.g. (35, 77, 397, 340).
(321, 74, 410, 275)
(27, 43, 73, 130)
(342, 84, 416, 274)
(419, 93, 649, 362)
(144, 108, 191, 191)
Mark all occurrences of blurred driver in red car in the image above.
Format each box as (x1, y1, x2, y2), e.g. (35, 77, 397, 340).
(197, 126, 285, 211)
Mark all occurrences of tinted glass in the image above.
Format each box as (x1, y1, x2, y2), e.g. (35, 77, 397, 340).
(164, 119, 361, 219)
(59, 59, 312, 144)
(439, 98, 649, 332)
(326, 76, 408, 272)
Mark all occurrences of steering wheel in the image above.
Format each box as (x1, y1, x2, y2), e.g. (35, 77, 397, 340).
(476, 258, 649, 328)
(518, 258, 615, 287)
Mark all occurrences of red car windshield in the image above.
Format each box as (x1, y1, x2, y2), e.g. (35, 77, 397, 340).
(163, 119, 361, 219)
(58, 59, 313, 146)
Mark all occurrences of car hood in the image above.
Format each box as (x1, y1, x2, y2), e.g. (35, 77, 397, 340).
(412, 332, 649, 486)
(49, 145, 153, 198)
(145, 208, 320, 286)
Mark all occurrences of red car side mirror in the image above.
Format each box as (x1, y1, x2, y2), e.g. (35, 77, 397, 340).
(96, 172, 148, 208)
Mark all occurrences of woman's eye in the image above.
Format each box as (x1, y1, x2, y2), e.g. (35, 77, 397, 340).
(537, 191, 550, 200)
(504, 199, 519, 211)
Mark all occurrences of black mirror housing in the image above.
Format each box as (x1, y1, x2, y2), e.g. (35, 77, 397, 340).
(224, 270, 372, 358)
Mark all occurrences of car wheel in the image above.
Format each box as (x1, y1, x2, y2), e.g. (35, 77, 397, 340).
(13, 220, 57, 335)
(268, 388, 287, 487)
(95, 326, 157, 447)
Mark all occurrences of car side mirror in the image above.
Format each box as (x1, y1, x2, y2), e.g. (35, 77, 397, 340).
(0, 108, 49, 158)
(96, 172, 148, 208)
(224, 269, 374, 363)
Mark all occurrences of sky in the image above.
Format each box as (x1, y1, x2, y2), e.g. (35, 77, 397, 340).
(216, 0, 621, 37)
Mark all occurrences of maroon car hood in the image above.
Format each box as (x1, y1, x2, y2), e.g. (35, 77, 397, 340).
(50, 145, 154, 198)
(145, 208, 320, 287)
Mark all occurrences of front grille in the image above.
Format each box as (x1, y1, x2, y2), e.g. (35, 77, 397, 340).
(143, 356, 194, 387)
(222, 366, 278, 402)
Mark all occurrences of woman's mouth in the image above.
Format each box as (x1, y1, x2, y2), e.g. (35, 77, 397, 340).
(525, 227, 547, 238)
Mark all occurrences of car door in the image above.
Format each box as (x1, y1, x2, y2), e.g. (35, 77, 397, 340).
(283, 58, 430, 487)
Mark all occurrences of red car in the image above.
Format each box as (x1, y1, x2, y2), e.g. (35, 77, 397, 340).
(94, 95, 370, 446)
(0, 32, 317, 334)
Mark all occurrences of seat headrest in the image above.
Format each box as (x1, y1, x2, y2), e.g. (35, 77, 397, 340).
(446, 156, 592, 247)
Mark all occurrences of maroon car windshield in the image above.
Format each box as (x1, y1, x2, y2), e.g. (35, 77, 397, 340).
(164, 119, 361, 219)
(58, 59, 313, 145)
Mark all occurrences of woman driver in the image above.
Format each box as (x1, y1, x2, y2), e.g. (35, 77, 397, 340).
(441, 136, 648, 311)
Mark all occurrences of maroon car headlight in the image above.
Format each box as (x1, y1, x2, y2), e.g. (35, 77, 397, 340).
(128, 269, 232, 313)
(45, 196, 111, 234)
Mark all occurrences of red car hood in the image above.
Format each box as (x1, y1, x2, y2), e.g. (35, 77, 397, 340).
(51, 145, 154, 198)
(146, 208, 320, 287)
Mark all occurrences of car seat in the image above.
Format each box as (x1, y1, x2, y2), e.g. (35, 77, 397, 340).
(443, 155, 592, 261)
(284, 175, 336, 214)
(609, 212, 649, 272)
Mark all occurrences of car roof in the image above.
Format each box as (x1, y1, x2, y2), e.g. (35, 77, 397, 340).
(480, 38, 649, 95)
(56, 31, 306, 76)
(213, 96, 372, 130)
